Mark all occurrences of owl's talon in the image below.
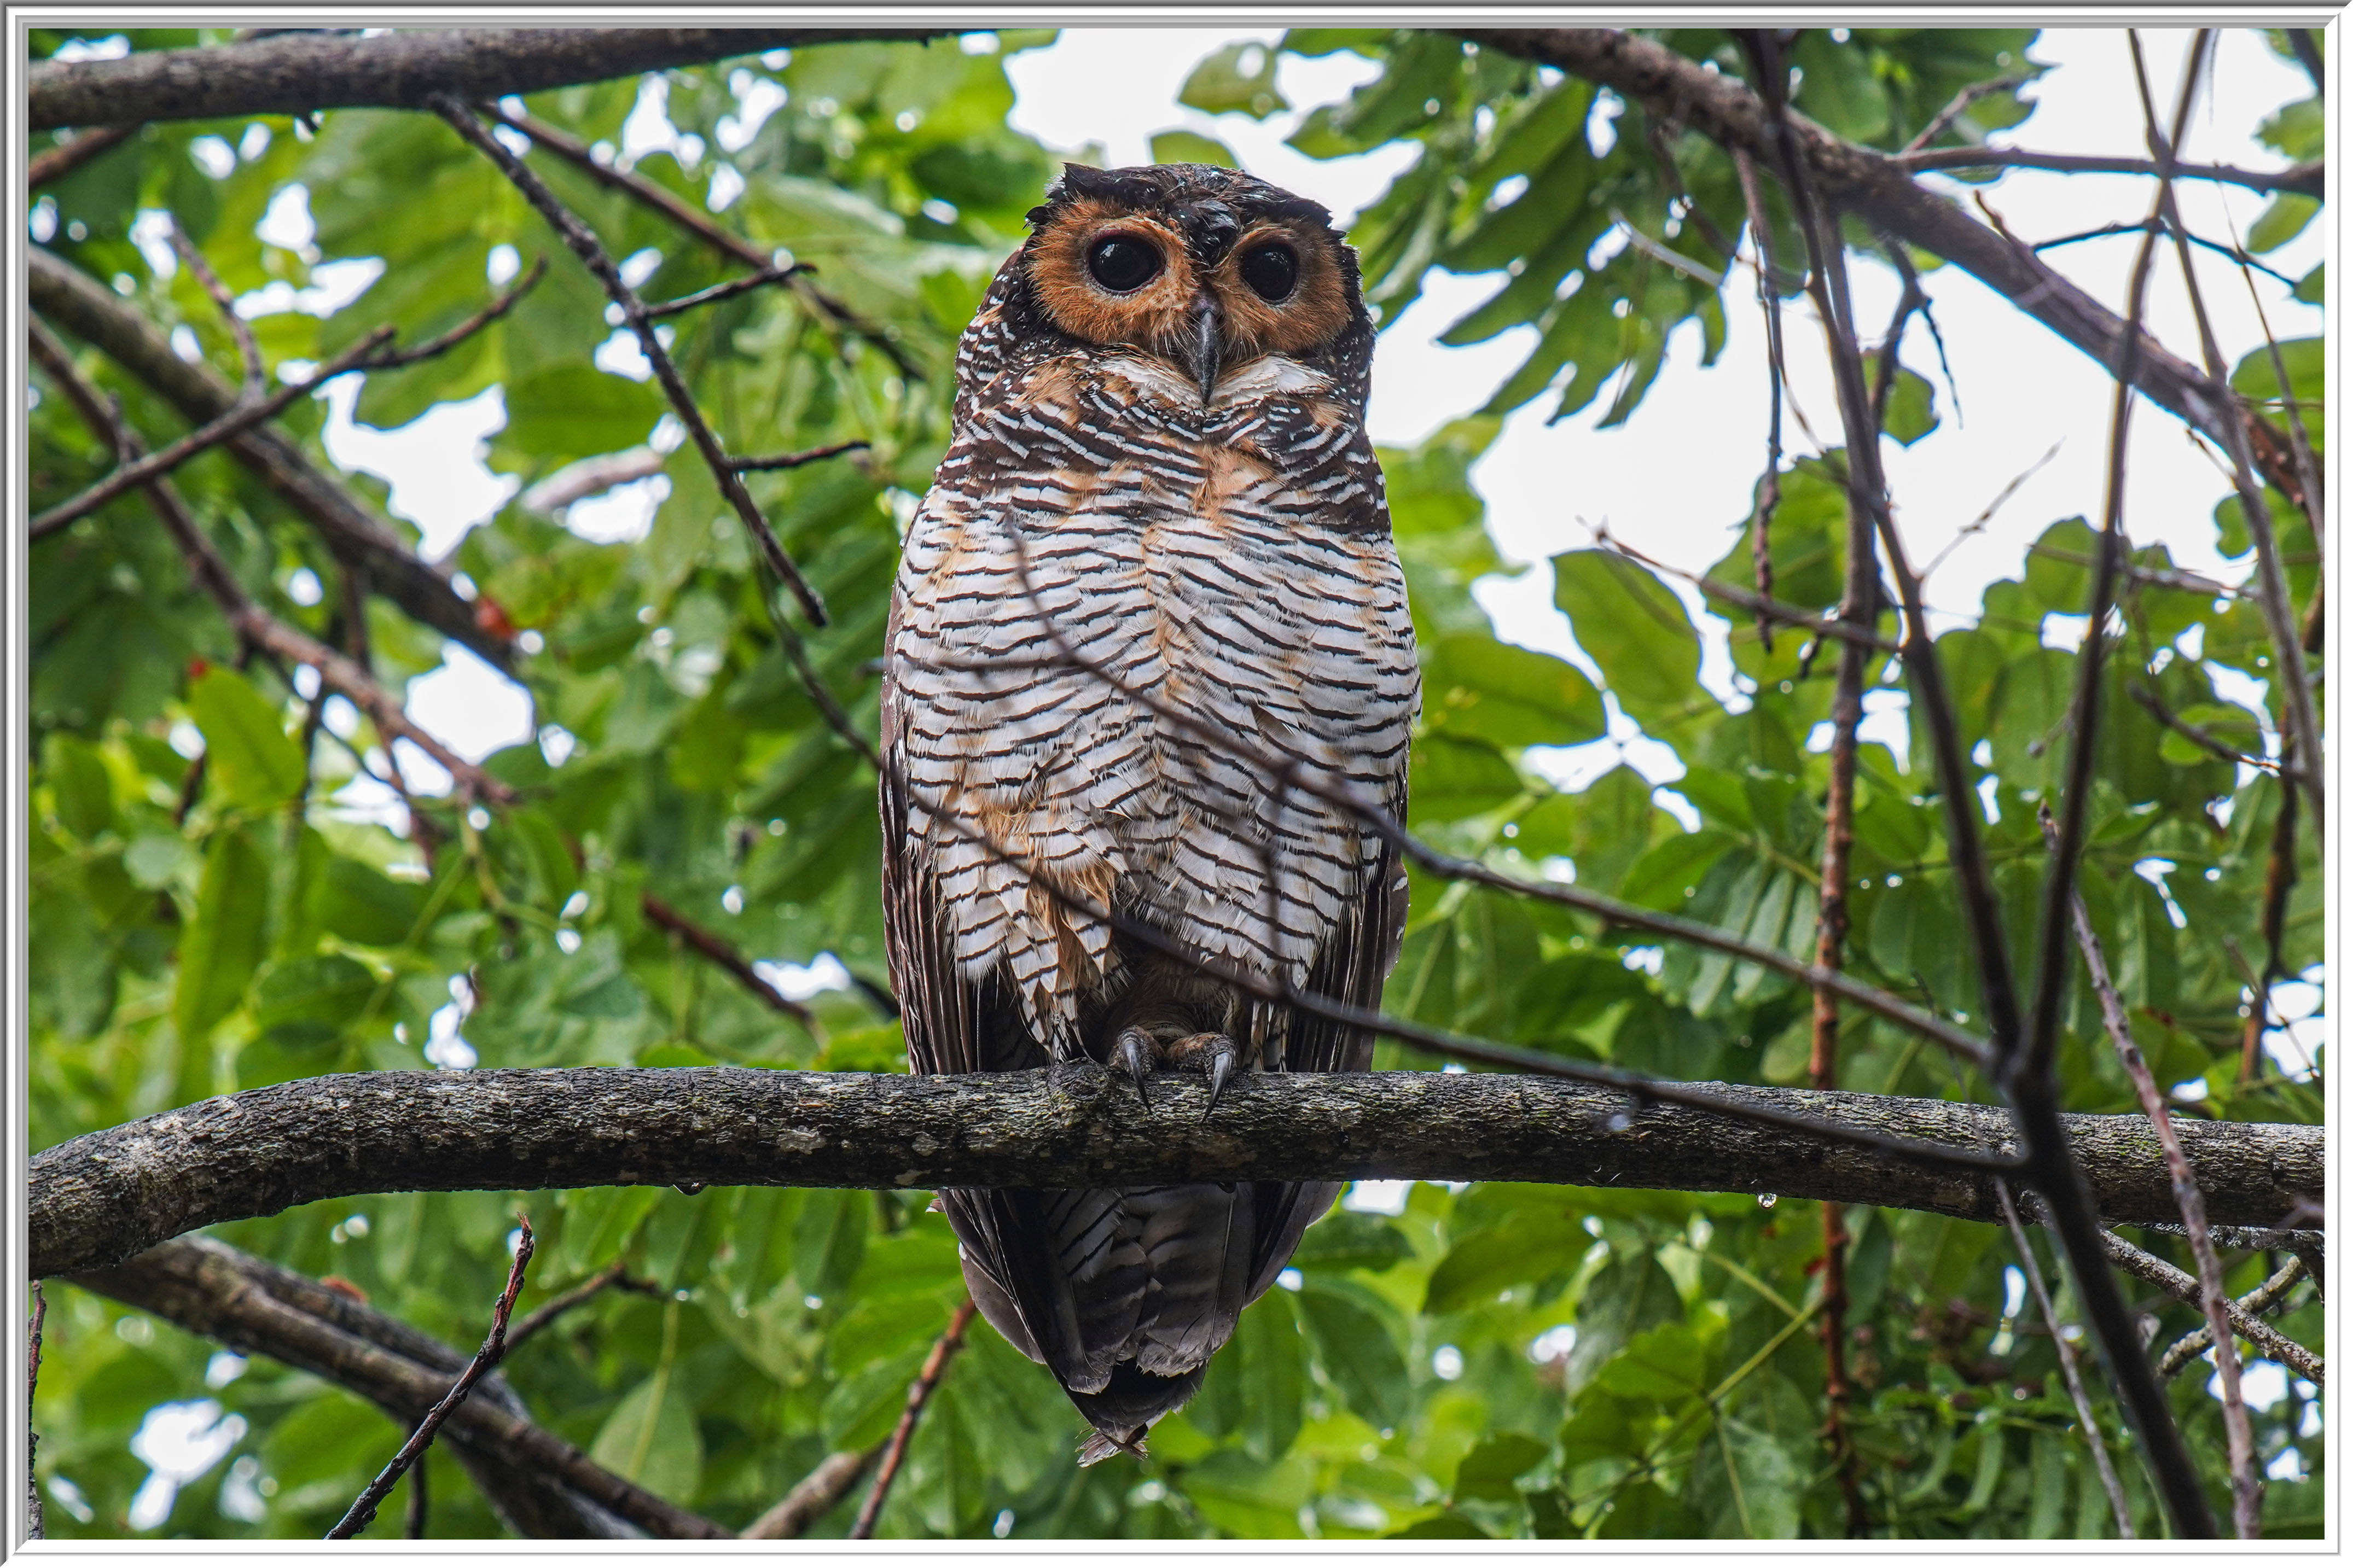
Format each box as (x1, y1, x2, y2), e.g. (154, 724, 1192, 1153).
(1116, 1030, 1154, 1110)
(1203, 1040, 1239, 1118)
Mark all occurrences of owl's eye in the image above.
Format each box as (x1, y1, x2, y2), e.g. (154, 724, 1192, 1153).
(1239, 243, 1299, 303)
(1086, 235, 1164, 293)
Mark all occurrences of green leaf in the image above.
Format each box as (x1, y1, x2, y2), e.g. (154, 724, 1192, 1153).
(1422, 634, 1605, 749)
(1148, 130, 1239, 168)
(1453, 1432, 1548, 1501)
(1423, 1210, 1586, 1314)
(1407, 734, 1521, 824)
(589, 1373, 704, 1504)
(1178, 40, 1290, 120)
(252, 953, 376, 1033)
(174, 827, 269, 1045)
(2249, 193, 2320, 253)
(1875, 357, 1940, 445)
(43, 733, 114, 839)
(187, 666, 306, 811)
(1550, 551, 1705, 733)
(1298, 1279, 1411, 1430)
(317, 857, 429, 948)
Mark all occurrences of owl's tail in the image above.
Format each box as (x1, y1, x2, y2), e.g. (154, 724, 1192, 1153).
(1066, 1363, 1205, 1466)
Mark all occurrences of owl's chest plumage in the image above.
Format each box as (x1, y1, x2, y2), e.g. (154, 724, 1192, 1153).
(885, 351, 1417, 1045)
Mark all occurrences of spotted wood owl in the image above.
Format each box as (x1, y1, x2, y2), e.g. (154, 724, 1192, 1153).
(880, 162, 1418, 1464)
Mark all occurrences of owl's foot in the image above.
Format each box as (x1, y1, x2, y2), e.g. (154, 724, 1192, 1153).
(1114, 1028, 1155, 1110)
(1162, 1033, 1243, 1118)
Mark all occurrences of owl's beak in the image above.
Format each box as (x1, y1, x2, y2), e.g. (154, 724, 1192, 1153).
(1182, 290, 1222, 405)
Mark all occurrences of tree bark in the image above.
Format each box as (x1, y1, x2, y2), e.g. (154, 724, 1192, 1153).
(27, 247, 514, 673)
(31, 1066, 2320, 1279)
(28, 27, 938, 130)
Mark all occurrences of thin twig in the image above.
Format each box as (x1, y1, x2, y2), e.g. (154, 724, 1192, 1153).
(2029, 218, 2301, 289)
(29, 259, 544, 539)
(2242, 747, 2301, 1082)
(2157, 1256, 2309, 1378)
(641, 891, 823, 1035)
(2125, 683, 2275, 773)
(28, 123, 136, 186)
(167, 226, 265, 397)
(728, 439, 872, 473)
(433, 97, 829, 631)
(1732, 145, 1787, 652)
(26, 1281, 46, 1543)
(2096, 1228, 2323, 1383)
(1595, 530, 1897, 653)
(642, 263, 808, 320)
(742, 1448, 879, 1540)
(1901, 74, 2034, 154)
(27, 319, 515, 807)
(1996, 1181, 2134, 1537)
(504, 1260, 664, 1353)
(472, 98, 924, 383)
(328, 1215, 537, 1539)
(849, 1298, 976, 1539)
(1898, 146, 2321, 196)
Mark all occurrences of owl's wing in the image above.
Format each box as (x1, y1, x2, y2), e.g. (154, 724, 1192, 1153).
(879, 582, 1049, 1081)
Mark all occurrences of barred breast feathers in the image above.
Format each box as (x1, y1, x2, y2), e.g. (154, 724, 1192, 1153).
(890, 345, 1417, 1051)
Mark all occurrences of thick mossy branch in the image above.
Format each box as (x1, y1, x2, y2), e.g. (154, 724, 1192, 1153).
(28, 27, 936, 129)
(31, 1067, 2320, 1278)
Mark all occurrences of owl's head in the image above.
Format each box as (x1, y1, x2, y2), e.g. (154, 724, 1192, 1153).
(1012, 162, 1369, 405)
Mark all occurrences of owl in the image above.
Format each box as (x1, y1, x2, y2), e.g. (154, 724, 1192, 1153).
(879, 162, 1419, 1464)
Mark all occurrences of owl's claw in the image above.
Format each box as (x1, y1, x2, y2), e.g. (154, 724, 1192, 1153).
(1202, 1039, 1240, 1120)
(1116, 1029, 1154, 1110)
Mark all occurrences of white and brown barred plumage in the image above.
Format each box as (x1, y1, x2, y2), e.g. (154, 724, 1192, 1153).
(879, 163, 1418, 1463)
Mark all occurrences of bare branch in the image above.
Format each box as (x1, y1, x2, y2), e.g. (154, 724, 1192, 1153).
(742, 1449, 878, 1540)
(1595, 529, 1899, 655)
(31, 255, 545, 539)
(2157, 1256, 2310, 1378)
(2126, 683, 2275, 773)
(642, 264, 807, 320)
(30, 1067, 2320, 1282)
(504, 1261, 664, 1354)
(640, 891, 823, 1034)
(2031, 218, 2302, 290)
(167, 226, 265, 397)
(29, 317, 515, 806)
(1732, 145, 1787, 650)
(70, 1236, 717, 1538)
(729, 440, 873, 474)
(1997, 1182, 2134, 1537)
(433, 96, 829, 628)
(1901, 74, 2034, 154)
(850, 1299, 975, 1538)
(2096, 1229, 2324, 1383)
(29, 27, 938, 129)
(1897, 145, 2321, 196)
(474, 100, 925, 383)
(26, 248, 516, 671)
(328, 1215, 537, 1538)
(27, 123, 136, 186)
(1455, 30, 2311, 517)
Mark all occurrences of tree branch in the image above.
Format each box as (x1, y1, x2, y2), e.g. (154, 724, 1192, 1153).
(1898, 146, 2322, 196)
(28, 317, 516, 807)
(640, 891, 822, 1034)
(30, 1068, 2321, 1280)
(328, 1214, 536, 1538)
(29, 27, 938, 129)
(850, 1299, 974, 1538)
(68, 1236, 722, 1537)
(26, 247, 516, 672)
(2096, 1229, 2324, 1383)
(2156, 1256, 2310, 1378)
(741, 1449, 877, 1540)
(1456, 29, 2309, 510)
(1997, 1182, 2134, 1537)
(27, 123, 136, 186)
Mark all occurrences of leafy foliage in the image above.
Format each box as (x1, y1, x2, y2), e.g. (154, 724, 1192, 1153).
(26, 25, 2323, 1541)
